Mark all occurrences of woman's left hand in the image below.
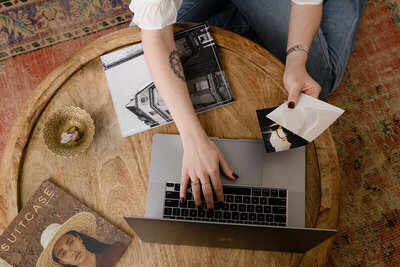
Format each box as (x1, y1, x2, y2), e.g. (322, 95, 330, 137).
(283, 54, 321, 108)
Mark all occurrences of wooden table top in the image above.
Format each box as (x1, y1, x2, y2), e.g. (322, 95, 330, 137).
(0, 24, 340, 266)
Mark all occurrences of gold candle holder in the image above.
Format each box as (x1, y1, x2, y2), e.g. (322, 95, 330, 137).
(43, 106, 95, 157)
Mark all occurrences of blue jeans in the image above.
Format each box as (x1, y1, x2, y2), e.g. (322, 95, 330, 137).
(131, 0, 367, 98)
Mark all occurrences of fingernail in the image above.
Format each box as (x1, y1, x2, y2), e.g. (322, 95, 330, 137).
(233, 173, 239, 179)
(218, 201, 224, 204)
(180, 197, 185, 203)
(288, 102, 295, 109)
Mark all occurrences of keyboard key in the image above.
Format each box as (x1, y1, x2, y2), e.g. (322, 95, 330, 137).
(184, 217, 193, 220)
(223, 186, 251, 195)
(260, 197, 268, 205)
(274, 215, 286, 223)
(186, 192, 192, 200)
(222, 203, 230, 211)
(202, 218, 210, 221)
(236, 221, 243, 224)
(164, 216, 175, 219)
(235, 196, 243, 203)
(249, 213, 256, 221)
(262, 189, 270, 197)
(215, 202, 223, 210)
(244, 221, 252, 225)
(188, 201, 196, 208)
(269, 198, 287, 206)
(219, 220, 226, 223)
(240, 213, 248, 220)
(272, 207, 287, 214)
(264, 206, 271, 213)
(252, 189, 261, 196)
(251, 197, 259, 204)
(243, 196, 251, 204)
(279, 190, 287, 198)
(181, 209, 189, 217)
(198, 209, 206, 218)
(180, 201, 187, 208)
(270, 223, 278, 226)
(261, 222, 269, 225)
(223, 212, 231, 219)
(278, 224, 286, 227)
(190, 209, 198, 217)
(271, 190, 279, 197)
(166, 191, 180, 199)
(226, 195, 234, 203)
(252, 222, 260, 225)
(257, 214, 265, 221)
(165, 199, 179, 207)
(207, 210, 214, 218)
(166, 182, 174, 187)
(239, 204, 246, 212)
(211, 219, 218, 222)
(174, 184, 180, 191)
(194, 218, 201, 221)
(227, 220, 234, 223)
(266, 214, 273, 222)
(177, 216, 184, 220)
(256, 205, 263, 213)
(215, 211, 223, 219)
(230, 204, 238, 211)
(173, 208, 180, 216)
(164, 208, 172, 215)
(247, 205, 255, 212)
(232, 212, 239, 220)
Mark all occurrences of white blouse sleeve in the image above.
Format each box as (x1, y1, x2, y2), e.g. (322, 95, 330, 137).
(291, 0, 323, 5)
(130, 0, 183, 30)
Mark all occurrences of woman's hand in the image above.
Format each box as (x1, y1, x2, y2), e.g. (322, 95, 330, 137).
(179, 132, 238, 210)
(283, 53, 321, 108)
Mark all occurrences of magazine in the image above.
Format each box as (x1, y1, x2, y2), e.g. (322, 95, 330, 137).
(0, 180, 130, 267)
(101, 23, 234, 137)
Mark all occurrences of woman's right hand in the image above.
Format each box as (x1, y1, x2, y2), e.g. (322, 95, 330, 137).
(179, 132, 238, 210)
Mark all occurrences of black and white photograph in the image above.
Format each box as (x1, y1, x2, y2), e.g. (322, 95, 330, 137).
(256, 107, 308, 153)
(101, 23, 234, 137)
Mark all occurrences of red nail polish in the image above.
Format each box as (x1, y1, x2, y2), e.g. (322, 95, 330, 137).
(288, 102, 295, 109)
(233, 173, 239, 179)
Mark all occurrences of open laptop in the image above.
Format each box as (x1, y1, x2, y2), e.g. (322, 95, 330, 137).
(125, 134, 336, 252)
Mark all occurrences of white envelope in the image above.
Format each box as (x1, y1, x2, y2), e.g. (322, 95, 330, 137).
(266, 94, 344, 142)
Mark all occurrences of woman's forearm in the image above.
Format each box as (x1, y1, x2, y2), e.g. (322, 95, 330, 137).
(141, 26, 207, 142)
(286, 2, 322, 67)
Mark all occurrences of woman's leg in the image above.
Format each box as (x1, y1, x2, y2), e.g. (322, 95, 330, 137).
(177, 0, 250, 36)
(231, 0, 367, 98)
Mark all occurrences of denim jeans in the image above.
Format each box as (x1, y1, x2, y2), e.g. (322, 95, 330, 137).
(177, 0, 367, 98)
(130, 0, 367, 98)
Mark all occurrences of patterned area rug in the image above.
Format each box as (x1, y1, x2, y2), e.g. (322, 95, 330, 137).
(0, 0, 399, 266)
(326, 0, 400, 266)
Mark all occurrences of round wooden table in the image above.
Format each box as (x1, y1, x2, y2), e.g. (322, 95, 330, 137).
(0, 24, 340, 266)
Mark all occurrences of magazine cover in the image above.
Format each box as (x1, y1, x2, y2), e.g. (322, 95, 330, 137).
(256, 107, 308, 153)
(101, 23, 234, 137)
(0, 180, 130, 267)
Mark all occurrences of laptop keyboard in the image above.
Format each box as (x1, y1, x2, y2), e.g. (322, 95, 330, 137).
(163, 182, 288, 226)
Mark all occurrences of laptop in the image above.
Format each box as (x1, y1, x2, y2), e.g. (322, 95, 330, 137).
(125, 134, 336, 252)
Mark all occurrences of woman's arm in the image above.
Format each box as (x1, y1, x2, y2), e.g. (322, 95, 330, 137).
(141, 26, 237, 210)
(284, 2, 323, 108)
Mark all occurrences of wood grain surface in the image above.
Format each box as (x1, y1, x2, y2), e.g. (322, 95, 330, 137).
(0, 24, 340, 266)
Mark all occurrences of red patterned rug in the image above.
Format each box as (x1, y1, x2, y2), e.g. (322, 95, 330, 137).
(0, 0, 399, 266)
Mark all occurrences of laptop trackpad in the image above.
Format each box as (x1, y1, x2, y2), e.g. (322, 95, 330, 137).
(213, 139, 263, 186)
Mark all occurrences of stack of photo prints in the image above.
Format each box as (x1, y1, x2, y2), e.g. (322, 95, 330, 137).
(101, 23, 234, 137)
(0, 180, 131, 267)
(257, 107, 309, 153)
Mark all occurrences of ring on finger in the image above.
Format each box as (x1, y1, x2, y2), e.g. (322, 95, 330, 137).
(191, 179, 200, 186)
(201, 181, 211, 186)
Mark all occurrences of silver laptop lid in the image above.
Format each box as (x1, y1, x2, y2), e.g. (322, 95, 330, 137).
(124, 216, 336, 253)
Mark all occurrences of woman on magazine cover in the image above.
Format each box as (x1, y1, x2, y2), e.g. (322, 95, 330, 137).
(37, 212, 127, 267)
(129, 0, 367, 209)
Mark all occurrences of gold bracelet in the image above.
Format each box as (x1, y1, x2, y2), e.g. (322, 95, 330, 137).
(286, 44, 310, 56)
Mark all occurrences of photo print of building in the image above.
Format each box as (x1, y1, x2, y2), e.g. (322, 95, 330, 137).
(101, 23, 234, 136)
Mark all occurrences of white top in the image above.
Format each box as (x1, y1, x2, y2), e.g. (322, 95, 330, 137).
(130, 0, 323, 30)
